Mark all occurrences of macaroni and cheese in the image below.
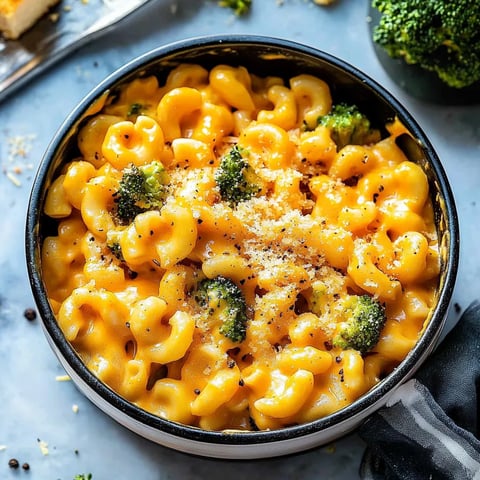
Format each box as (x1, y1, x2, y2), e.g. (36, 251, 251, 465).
(41, 64, 440, 431)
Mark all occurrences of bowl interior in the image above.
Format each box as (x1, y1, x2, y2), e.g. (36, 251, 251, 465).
(26, 35, 459, 450)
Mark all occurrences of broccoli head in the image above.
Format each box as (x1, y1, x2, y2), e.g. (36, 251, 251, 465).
(113, 161, 168, 224)
(218, 0, 252, 16)
(372, 0, 480, 89)
(195, 276, 248, 343)
(333, 294, 386, 354)
(317, 103, 380, 149)
(215, 145, 263, 206)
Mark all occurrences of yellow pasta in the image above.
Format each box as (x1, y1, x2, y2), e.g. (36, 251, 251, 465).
(102, 115, 166, 169)
(290, 74, 332, 128)
(44, 174, 72, 219)
(41, 63, 440, 432)
(257, 85, 297, 130)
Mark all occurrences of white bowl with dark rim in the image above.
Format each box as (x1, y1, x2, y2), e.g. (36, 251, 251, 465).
(26, 34, 459, 459)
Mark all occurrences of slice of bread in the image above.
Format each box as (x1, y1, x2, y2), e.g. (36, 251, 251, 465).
(0, 0, 60, 39)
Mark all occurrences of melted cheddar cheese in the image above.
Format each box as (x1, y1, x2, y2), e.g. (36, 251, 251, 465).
(41, 64, 440, 431)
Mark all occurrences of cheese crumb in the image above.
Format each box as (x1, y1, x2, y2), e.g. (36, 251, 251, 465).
(37, 439, 49, 456)
(55, 374, 71, 381)
(7, 134, 36, 162)
(6, 171, 21, 186)
(2, 133, 36, 186)
(72, 404, 79, 413)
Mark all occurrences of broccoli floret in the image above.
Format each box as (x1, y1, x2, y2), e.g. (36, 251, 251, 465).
(195, 276, 248, 343)
(215, 145, 263, 206)
(333, 295, 386, 354)
(127, 103, 144, 117)
(113, 161, 168, 224)
(372, 0, 480, 89)
(317, 104, 380, 149)
(218, 0, 252, 15)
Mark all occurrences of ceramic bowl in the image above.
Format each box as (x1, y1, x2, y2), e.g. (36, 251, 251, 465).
(26, 35, 459, 459)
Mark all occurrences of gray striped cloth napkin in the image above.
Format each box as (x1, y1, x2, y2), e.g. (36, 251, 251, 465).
(359, 301, 480, 479)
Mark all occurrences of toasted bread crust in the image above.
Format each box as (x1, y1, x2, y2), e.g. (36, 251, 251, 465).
(0, 0, 60, 39)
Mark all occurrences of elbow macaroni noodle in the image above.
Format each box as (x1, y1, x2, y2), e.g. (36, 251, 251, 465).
(41, 64, 440, 431)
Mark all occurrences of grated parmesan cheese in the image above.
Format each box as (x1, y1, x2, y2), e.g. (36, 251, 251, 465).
(234, 197, 324, 281)
(7, 133, 36, 161)
(2, 133, 36, 186)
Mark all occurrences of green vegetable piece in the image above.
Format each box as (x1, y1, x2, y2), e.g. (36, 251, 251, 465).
(218, 0, 252, 16)
(215, 145, 262, 206)
(318, 103, 380, 149)
(195, 276, 248, 343)
(113, 161, 168, 224)
(127, 103, 143, 116)
(372, 0, 480, 88)
(107, 241, 124, 261)
(333, 294, 387, 354)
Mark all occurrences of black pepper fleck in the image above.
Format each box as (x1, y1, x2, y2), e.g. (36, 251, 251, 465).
(24, 308, 37, 321)
(8, 458, 19, 469)
(127, 269, 138, 280)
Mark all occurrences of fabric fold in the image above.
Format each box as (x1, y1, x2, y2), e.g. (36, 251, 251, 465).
(359, 301, 480, 479)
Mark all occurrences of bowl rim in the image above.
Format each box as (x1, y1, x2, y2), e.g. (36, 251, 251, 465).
(25, 33, 459, 447)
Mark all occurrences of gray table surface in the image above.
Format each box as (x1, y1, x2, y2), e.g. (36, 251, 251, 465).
(1, 1, 479, 479)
